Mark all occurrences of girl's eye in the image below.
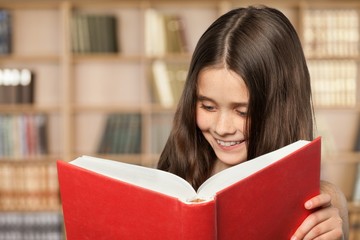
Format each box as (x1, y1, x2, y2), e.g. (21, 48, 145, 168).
(200, 103, 216, 112)
(236, 109, 248, 117)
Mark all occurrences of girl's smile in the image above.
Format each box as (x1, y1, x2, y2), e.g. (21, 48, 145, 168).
(216, 139, 246, 149)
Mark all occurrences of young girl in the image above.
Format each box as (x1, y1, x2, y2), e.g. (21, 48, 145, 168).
(157, 6, 348, 240)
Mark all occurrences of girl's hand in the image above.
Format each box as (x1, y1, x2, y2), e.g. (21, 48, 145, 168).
(291, 193, 343, 240)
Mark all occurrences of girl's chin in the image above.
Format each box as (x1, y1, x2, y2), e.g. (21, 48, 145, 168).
(215, 152, 247, 166)
(214, 145, 247, 166)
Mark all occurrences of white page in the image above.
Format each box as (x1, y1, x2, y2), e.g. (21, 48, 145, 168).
(197, 140, 310, 200)
(70, 156, 197, 202)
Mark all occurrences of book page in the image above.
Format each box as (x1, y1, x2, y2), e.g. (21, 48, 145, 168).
(70, 156, 197, 202)
(197, 140, 310, 200)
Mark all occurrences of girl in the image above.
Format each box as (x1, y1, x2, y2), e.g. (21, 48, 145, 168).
(158, 6, 348, 240)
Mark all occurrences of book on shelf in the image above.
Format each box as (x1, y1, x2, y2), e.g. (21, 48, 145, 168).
(350, 216, 360, 240)
(354, 122, 360, 152)
(162, 14, 188, 54)
(18, 68, 35, 104)
(58, 137, 321, 239)
(352, 123, 360, 201)
(151, 60, 187, 107)
(0, 9, 11, 54)
(303, 9, 359, 57)
(304, 9, 359, 107)
(0, 114, 48, 158)
(308, 60, 356, 107)
(352, 164, 360, 202)
(0, 212, 63, 239)
(71, 13, 118, 53)
(0, 162, 59, 211)
(349, 206, 360, 240)
(97, 113, 141, 154)
(145, 9, 187, 56)
(0, 68, 35, 105)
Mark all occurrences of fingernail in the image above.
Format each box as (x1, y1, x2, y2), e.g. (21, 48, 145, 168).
(291, 236, 297, 240)
(305, 201, 312, 209)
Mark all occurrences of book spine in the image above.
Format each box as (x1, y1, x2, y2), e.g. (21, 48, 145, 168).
(108, 16, 118, 52)
(97, 113, 142, 154)
(308, 60, 357, 107)
(0, 10, 11, 54)
(77, 14, 90, 53)
(163, 14, 187, 54)
(352, 163, 360, 202)
(72, 13, 118, 54)
(152, 60, 174, 107)
(19, 69, 34, 104)
(180, 201, 216, 239)
(0, 212, 63, 239)
(0, 113, 48, 159)
(96, 114, 113, 154)
(354, 121, 360, 152)
(349, 207, 360, 240)
(0, 68, 34, 105)
(70, 14, 80, 53)
(0, 163, 59, 211)
(145, 10, 186, 56)
(304, 9, 358, 107)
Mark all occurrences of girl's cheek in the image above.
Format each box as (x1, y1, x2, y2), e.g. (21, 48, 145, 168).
(196, 111, 211, 130)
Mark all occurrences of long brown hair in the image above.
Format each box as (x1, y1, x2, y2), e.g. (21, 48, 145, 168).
(157, 6, 314, 190)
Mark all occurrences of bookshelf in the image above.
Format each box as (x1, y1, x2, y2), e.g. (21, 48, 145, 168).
(0, 1, 64, 238)
(0, 0, 359, 238)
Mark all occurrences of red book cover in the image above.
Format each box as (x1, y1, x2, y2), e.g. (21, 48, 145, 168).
(57, 137, 321, 239)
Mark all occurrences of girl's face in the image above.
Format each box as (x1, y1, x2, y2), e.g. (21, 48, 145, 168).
(196, 67, 249, 173)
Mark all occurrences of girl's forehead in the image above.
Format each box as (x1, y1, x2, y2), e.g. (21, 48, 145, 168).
(197, 68, 249, 102)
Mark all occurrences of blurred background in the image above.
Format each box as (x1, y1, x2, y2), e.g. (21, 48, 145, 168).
(0, 0, 359, 239)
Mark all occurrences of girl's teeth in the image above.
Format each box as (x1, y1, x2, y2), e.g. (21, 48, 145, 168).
(217, 140, 240, 146)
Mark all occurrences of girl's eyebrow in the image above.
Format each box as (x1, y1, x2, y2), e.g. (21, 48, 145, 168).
(197, 95, 248, 107)
(197, 95, 214, 102)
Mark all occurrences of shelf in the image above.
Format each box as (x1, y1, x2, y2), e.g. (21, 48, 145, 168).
(0, 105, 60, 113)
(74, 104, 139, 110)
(0, 155, 62, 163)
(0, 55, 60, 63)
(306, 55, 360, 61)
(0, 1, 62, 10)
(72, 53, 143, 63)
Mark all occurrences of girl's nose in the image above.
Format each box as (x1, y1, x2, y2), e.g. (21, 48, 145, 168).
(214, 111, 236, 136)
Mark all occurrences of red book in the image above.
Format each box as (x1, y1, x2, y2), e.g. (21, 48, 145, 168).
(57, 137, 321, 239)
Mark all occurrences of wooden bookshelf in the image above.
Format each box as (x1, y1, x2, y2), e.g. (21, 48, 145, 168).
(0, 0, 359, 237)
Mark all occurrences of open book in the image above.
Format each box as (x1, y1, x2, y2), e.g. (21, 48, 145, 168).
(58, 137, 321, 240)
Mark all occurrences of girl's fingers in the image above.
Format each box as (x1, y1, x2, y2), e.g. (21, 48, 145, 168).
(292, 208, 329, 239)
(305, 193, 332, 210)
(292, 201, 343, 240)
(304, 211, 343, 239)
